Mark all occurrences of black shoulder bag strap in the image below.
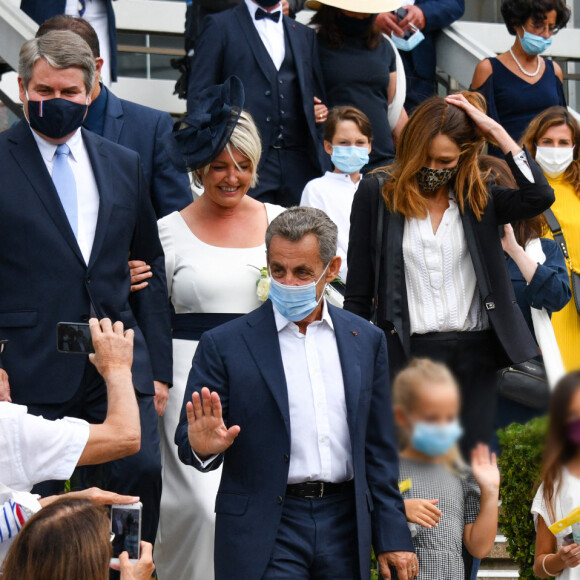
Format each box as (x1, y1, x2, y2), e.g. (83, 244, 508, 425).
(371, 175, 385, 325)
(544, 208, 580, 315)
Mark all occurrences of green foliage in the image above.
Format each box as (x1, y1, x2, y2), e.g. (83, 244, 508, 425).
(498, 416, 548, 579)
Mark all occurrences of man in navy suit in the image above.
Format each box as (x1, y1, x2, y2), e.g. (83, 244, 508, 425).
(21, 0, 118, 86)
(377, 0, 465, 111)
(175, 207, 416, 579)
(187, 0, 329, 207)
(0, 30, 172, 543)
(36, 15, 193, 219)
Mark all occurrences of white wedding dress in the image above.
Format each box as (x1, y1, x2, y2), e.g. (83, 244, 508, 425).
(154, 204, 283, 580)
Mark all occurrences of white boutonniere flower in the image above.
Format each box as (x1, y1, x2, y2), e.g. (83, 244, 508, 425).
(249, 265, 271, 302)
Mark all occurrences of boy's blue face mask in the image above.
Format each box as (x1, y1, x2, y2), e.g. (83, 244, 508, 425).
(268, 263, 329, 322)
(390, 27, 425, 52)
(411, 420, 463, 457)
(518, 27, 552, 55)
(331, 145, 369, 174)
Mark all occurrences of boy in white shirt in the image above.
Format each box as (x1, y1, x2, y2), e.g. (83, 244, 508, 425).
(300, 106, 373, 285)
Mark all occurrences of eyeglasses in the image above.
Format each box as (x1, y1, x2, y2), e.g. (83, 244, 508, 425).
(0, 340, 8, 354)
(527, 21, 560, 36)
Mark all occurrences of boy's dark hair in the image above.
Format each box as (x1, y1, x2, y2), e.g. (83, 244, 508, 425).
(323, 106, 373, 143)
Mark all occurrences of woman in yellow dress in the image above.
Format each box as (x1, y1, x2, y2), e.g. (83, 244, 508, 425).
(522, 106, 580, 370)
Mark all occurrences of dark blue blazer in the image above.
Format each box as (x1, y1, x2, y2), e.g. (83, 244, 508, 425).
(0, 120, 172, 404)
(175, 300, 413, 580)
(101, 89, 193, 217)
(403, 0, 464, 82)
(20, 0, 118, 82)
(187, 2, 327, 174)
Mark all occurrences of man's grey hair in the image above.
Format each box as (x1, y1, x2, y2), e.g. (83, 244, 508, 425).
(266, 207, 338, 266)
(19, 30, 95, 94)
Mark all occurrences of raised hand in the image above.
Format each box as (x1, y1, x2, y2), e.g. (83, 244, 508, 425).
(187, 386, 240, 460)
(470, 444, 500, 494)
(445, 92, 521, 156)
(404, 498, 441, 528)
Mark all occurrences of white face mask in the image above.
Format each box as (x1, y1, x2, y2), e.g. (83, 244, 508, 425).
(535, 146, 575, 178)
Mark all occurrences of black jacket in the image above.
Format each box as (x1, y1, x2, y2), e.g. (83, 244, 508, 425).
(344, 149, 555, 369)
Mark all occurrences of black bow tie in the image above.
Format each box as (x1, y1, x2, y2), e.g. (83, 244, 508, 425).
(255, 8, 281, 23)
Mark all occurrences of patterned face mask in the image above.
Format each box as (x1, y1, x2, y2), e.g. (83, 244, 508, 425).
(417, 166, 458, 192)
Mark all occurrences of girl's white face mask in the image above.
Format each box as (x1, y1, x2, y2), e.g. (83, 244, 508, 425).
(535, 146, 575, 178)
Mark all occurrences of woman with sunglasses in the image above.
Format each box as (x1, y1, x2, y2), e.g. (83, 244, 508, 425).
(471, 0, 570, 157)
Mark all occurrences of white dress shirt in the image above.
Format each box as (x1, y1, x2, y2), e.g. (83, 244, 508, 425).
(244, 0, 285, 70)
(0, 402, 89, 492)
(403, 194, 487, 335)
(31, 127, 100, 264)
(273, 301, 353, 484)
(300, 171, 362, 283)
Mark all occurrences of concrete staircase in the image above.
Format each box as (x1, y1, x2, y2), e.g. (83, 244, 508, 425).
(478, 535, 519, 579)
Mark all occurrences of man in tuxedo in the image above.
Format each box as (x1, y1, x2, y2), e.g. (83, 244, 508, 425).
(376, 0, 465, 111)
(0, 30, 172, 543)
(176, 207, 416, 579)
(36, 15, 193, 219)
(187, 0, 329, 207)
(21, 0, 118, 87)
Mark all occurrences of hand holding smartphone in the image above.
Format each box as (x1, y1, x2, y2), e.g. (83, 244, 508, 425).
(110, 502, 142, 565)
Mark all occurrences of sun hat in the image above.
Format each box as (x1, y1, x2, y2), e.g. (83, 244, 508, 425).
(305, 0, 402, 13)
(164, 75, 245, 173)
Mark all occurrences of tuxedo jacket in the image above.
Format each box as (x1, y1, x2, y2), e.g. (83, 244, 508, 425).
(101, 89, 193, 218)
(402, 0, 464, 82)
(344, 149, 555, 370)
(175, 300, 413, 580)
(186, 2, 327, 173)
(20, 0, 118, 82)
(0, 120, 172, 404)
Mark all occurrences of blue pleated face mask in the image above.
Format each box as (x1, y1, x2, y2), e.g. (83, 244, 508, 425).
(390, 27, 425, 52)
(331, 145, 370, 174)
(411, 420, 463, 457)
(518, 27, 552, 55)
(268, 263, 330, 322)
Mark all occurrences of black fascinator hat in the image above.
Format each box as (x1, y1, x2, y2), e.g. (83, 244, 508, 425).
(164, 76, 245, 173)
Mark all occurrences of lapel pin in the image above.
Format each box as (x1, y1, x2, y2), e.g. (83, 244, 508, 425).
(352, 331, 358, 336)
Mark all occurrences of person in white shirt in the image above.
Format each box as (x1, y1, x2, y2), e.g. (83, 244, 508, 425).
(301, 105, 373, 285)
(176, 207, 418, 580)
(0, 318, 141, 562)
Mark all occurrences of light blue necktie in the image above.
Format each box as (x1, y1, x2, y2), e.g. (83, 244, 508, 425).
(52, 144, 78, 237)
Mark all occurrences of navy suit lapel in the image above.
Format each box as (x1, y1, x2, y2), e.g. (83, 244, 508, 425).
(236, 4, 277, 83)
(82, 129, 115, 268)
(329, 306, 362, 443)
(241, 301, 290, 435)
(102, 90, 124, 143)
(8, 121, 85, 265)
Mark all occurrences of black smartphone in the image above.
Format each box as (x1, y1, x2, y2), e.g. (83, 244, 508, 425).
(56, 322, 94, 354)
(110, 503, 142, 564)
(395, 7, 412, 39)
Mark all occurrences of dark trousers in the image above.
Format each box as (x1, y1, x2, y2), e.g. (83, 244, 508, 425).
(408, 330, 501, 459)
(28, 359, 162, 544)
(262, 492, 359, 579)
(249, 147, 321, 208)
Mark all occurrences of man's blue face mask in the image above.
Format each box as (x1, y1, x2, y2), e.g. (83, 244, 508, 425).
(268, 263, 330, 322)
(25, 91, 88, 140)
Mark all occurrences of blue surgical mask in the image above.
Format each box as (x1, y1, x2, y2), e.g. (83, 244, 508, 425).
(390, 28, 425, 52)
(518, 27, 552, 55)
(268, 263, 329, 322)
(331, 145, 369, 174)
(411, 420, 463, 457)
(26, 92, 88, 140)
